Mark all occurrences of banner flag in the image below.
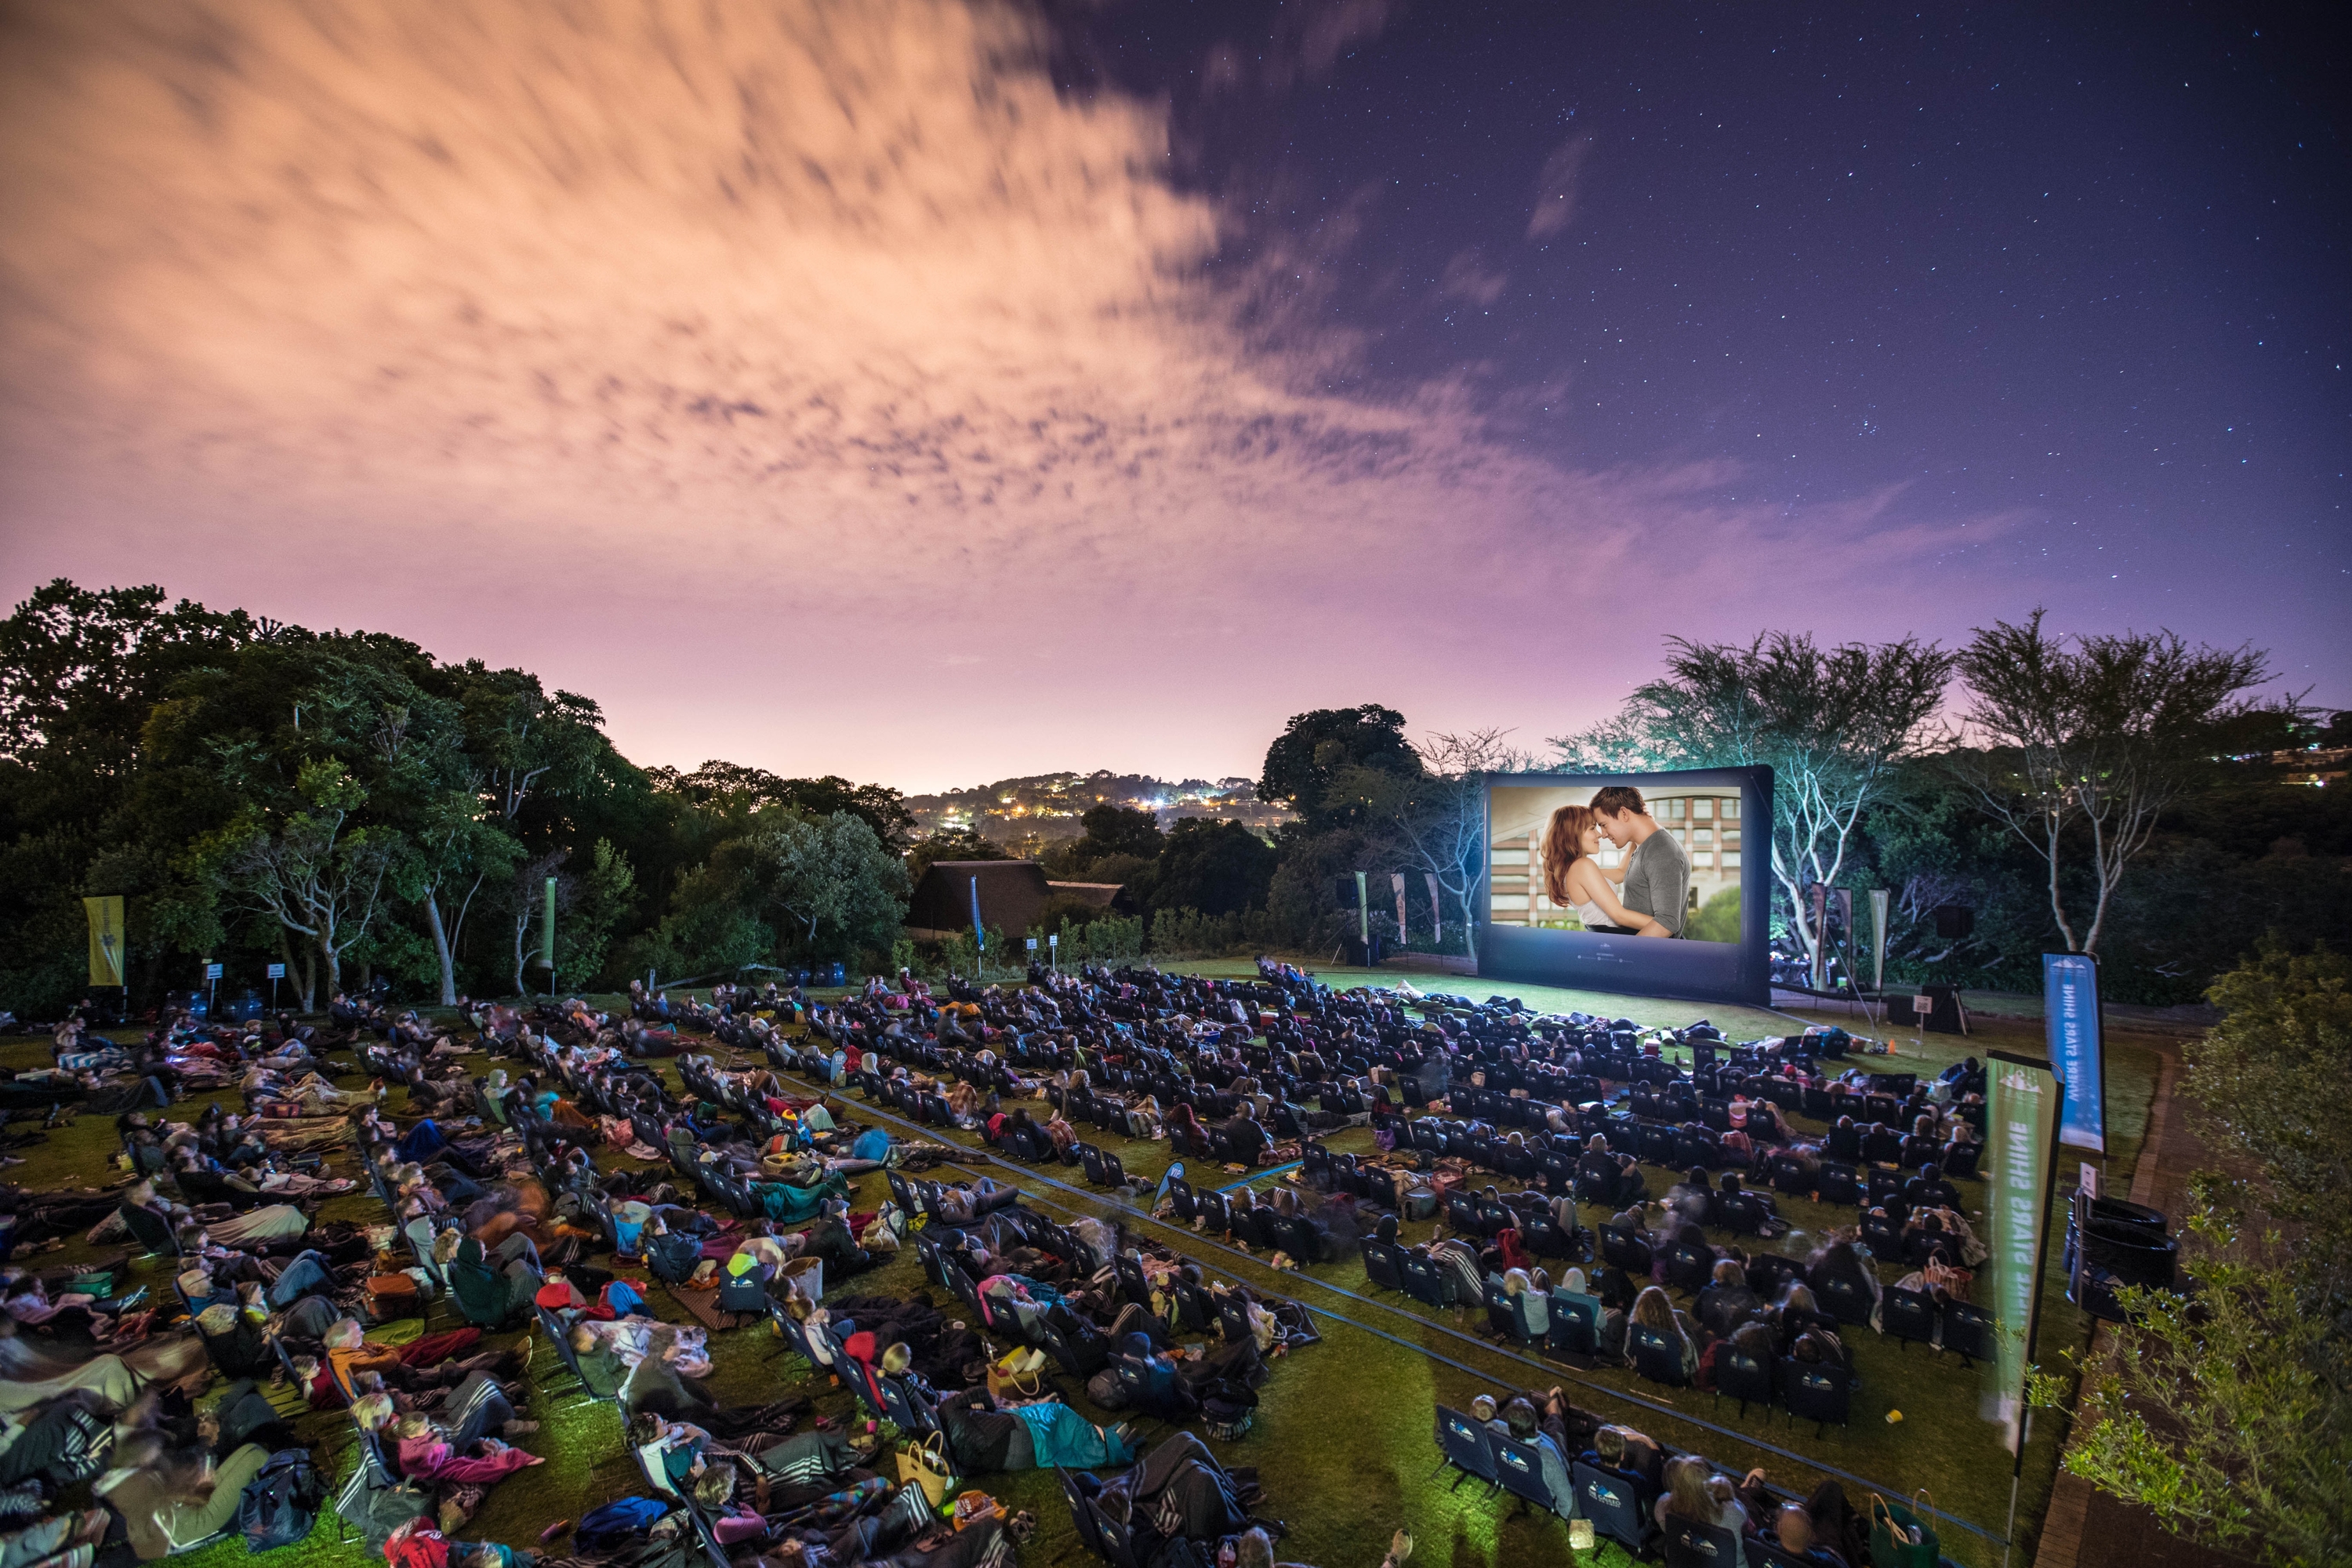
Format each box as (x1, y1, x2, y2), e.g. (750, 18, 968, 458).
(1807, 884, 1829, 989)
(1869, 889, 1890, 993)
(1832, 887, 1853, 985)
(539, 877, 557, 970)
(1354, 872, 1370, 944)
(2044, 953, 2107, 1152)
(1391, 873, 1408, 943)
(1425, 873, 1443, 946)
(1984, 1051, 2063, 1453)
(83, 896, 125, 987)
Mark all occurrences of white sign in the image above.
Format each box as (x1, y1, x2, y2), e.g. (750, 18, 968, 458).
(205, 962, 223, 979)
(2080, 1162, 2100, 1200)
(1911, 995, 1933, 1017)
(1048, 935, 1059, 948)
(1025, 938, 1037, 951)
(267, 964, 286, 980)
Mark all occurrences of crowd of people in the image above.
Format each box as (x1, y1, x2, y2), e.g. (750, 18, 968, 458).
(0, 951, 2002, 1568)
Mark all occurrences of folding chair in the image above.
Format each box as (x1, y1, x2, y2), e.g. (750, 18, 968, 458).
(1399, 1254, 1449, 1309)
(1572, 1462, 1657, 1556)
(1882, 1286, 1940, 1351)
(1490, 1432, 1568, 1520)
(1715, 1346, 1775, 1419)
(1433, 1406, 1499, 1491)
(1816, 1272, 1872, 1327)
(1661, 1242, 1711, 1296)
(1599, 1224, 1653, 1275)
(1530, 1288, 1590, 1352)
(1941, 1301, 1994, 1367)
(1360, 1239, 1404, 1293)
(1446, 1192, 1485, 1235)
(1816, 1161, 1861, 1207)
(1483, 1279, 1526, 1343)
(1055, 1470, 1108, 1560)
(1664, 1516, 1744, 1568)
(1780, 1359, 1851, 1436)
(1630, 1327, 1690, 1388)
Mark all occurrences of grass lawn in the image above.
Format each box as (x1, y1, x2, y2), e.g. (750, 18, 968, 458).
(6, 961, 2172, 1568)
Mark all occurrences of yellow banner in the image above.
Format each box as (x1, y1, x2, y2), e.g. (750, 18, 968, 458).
(82, 896, 125, 987)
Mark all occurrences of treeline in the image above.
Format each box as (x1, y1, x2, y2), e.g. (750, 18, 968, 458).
(0, 583, 917, 1014)
(3, 581, 2345, 1013)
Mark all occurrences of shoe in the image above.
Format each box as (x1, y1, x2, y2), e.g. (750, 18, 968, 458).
(502, 1420, 540, 1436)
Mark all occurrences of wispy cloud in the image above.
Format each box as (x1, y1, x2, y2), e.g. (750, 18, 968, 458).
(0, 0, 2001, 786)
(1439, 251, 1509, 307)
(1526, 134, 1592, 238)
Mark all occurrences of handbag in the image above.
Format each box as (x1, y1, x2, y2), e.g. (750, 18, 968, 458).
(985, 1348, 1044, 1402)
(363, 1274, 421, 1323)
(893, 1434, 956, 1508)
(1869, 1490, 1941, 1568)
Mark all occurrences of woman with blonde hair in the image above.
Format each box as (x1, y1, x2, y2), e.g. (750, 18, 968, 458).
(1629, 1285, 1701, 1378)
(1541, 803, 1668, 937)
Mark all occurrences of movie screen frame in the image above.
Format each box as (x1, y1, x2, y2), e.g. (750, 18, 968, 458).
(1478, 766, 1775, 1007)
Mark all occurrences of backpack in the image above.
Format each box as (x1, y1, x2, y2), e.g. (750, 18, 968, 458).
(237, 1450, 324, 1552)
(332, 1442, 428, 1549)
(645, 1232, 702, 1285)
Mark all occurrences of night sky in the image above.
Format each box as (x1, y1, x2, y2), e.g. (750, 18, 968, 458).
(1, 1, 2343, 789)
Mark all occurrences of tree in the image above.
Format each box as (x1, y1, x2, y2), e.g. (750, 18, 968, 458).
(213, 760, 393, 1008)
(0, 579, 255, 775)
(2185, 940, 2352, 1308)
(771, 775, 916, 851)
(758, 811, 912, 962)
(1149, 819, 1277, 918)
(1258, 706, 1421, 833)
(2031, 1194, 2352, 1568)
(1947, 612, 2271, 956)
(907, 828, 1008, 881)
(1554, 633, 1951, 983)
(2030, 942, 2352, 1566)
(1070, 804, 1165, 868)
(1330, 728, 1525, 959)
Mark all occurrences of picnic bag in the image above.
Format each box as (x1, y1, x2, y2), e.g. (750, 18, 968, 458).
(363, 1271, 423, 1320)
(1869, 1490, 1941, 1568)
(894, 1432, 957, 1508)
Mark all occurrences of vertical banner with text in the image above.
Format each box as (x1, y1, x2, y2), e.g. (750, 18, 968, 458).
(2043, 953, 2107, 1152)
(1985, 1051, 2063, 1453)
(82, 896, 126, 988)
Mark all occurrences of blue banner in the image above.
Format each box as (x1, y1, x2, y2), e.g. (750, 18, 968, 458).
(2043, 953, 2105, 1152)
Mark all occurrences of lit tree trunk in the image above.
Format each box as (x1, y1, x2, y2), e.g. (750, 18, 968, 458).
(423, 893, 459, 1006)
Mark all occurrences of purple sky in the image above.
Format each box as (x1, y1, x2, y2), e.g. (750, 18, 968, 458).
(2, 1, 2343, 791)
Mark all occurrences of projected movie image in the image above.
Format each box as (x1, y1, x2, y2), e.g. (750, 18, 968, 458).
(1489, 782, 1743, 941)
(1481, 768, 1773, 1006)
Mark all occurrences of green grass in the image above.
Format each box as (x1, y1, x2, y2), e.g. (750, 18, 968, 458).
(8, 966, 2172, 1568)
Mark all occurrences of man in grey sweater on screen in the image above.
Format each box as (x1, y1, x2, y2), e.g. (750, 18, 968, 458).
(1592, 786, 1687, 937)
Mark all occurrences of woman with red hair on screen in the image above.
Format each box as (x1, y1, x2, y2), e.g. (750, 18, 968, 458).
(1540, 803, 1668, 937)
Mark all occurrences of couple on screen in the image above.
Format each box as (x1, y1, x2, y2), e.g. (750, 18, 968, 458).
(1541, 786, 1689, 938)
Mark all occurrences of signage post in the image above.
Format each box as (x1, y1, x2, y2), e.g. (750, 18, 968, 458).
(2043, 953, 2107, 1152)
(267, 962, 286, 1011)
(1985, 1050, 2065, 1567)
